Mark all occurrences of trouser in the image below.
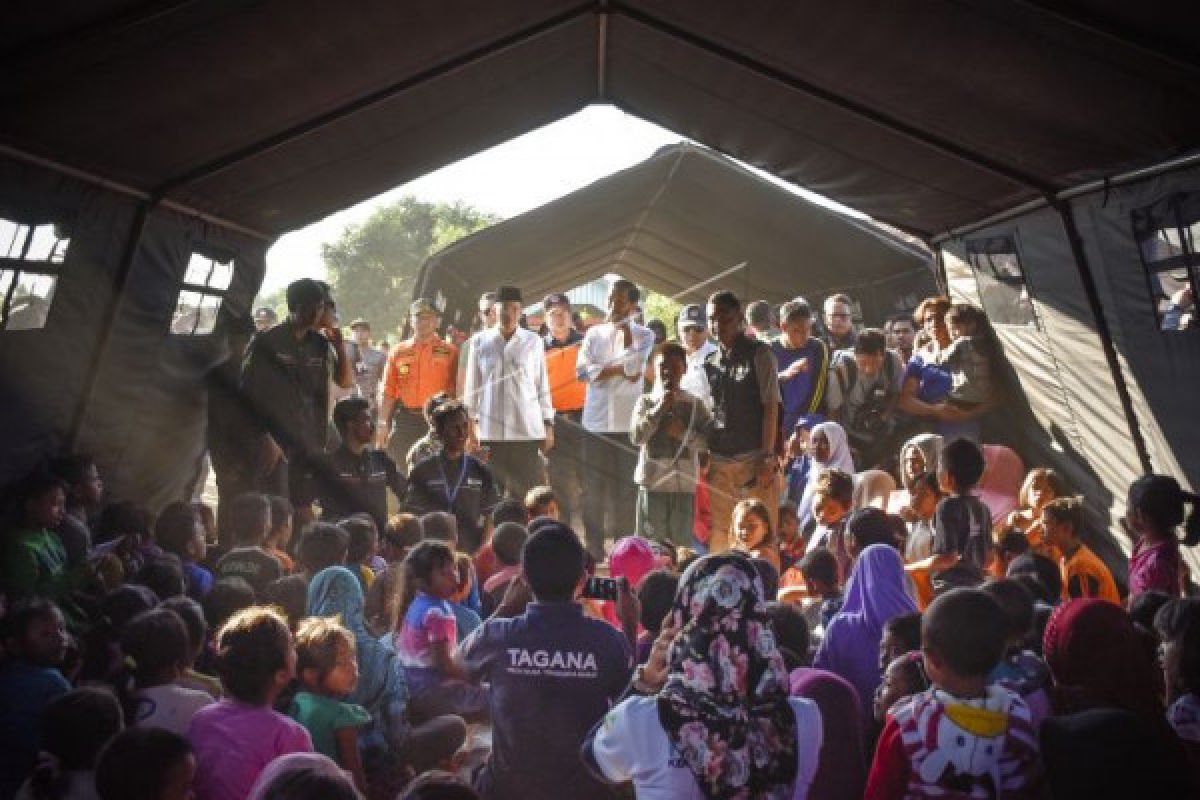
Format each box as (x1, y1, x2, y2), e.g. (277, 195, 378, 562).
(386, 407, 428, 468)
(582, 432, 639, 561)
(548, 410, 585, 525)
(707, 454, 780, 553)
(636, 488, 696, 548)
(483, 440, 545, 500)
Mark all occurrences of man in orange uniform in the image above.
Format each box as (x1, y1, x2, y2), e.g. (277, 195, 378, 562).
(376, 298, 458, 468)
(542, 292, 587, 526)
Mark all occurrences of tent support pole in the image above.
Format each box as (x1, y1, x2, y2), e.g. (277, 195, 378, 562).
(66, 198, 155, 449)
(1053, 201, 1154, 475)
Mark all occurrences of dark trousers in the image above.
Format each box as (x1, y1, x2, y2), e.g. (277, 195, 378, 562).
(582, 431, 639, 560)
(483, 440, 545, 500)
(548, 411, 585, 525)
(386, 408, 427, 469)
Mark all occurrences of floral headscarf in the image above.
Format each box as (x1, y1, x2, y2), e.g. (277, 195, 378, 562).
(657, 554, 797, 799)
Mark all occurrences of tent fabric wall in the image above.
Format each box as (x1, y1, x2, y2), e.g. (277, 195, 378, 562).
(0, 153, 267, 512)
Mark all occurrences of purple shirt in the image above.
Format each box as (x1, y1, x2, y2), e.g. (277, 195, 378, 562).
(188, 700, 312, 800)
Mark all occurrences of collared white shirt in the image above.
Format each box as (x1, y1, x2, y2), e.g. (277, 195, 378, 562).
(577, 319, 655, 433)
(464, 327, 554, 441)
(681, 338, 717, 409)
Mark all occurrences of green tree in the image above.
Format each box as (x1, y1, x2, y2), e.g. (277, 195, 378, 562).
(641, 289, 684, 339)
(319, 197, 499, 339)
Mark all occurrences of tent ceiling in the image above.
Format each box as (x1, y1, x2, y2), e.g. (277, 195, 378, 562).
(3, 1, 1199, 236)
(414, 142, 931, 310)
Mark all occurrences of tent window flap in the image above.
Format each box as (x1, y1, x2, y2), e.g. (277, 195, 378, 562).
(170, 251, 233, 336)
(964, 235, 1039, 329)
(1132, 192, 1200, 332)
(0, 218, 70, 331)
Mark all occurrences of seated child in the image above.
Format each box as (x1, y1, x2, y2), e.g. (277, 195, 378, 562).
(1002, 467, 1065, 561)
(155, 502, 212, 600)
(777, 500, 805, 572)
(95, 727, 195, 800)
(981, 579, 1051, 728)
(473, 500, 529, 588)
(524, 485, 560, 520)
(187, 607, 312, 800)
(262, 575, 311, 633)
(121, 607, 214, 735)
(246, 752, 362, 800)
(1041, 497, 1120, 604)
(132, 555, 187, 601)
(265, 495, 295, 574)
(215, 493, 283, 597)
(0, 474, 74, 605)
(365, 513, 422, 633)
(1154, 597, 1200, 749)
(92, 501, 160, 587)
(161, 596, 223, 698)
(878, 612, 922, 673)
(297, 523, 350, 579)
(866, 589, 1042, 799)
(342, 514, 380, 591)
(393, 541, 489, 722)
(0, 599, 72, 798)
(421, 512, 483, 632)
(289, 616, 371, 793)
(781, 548, 843, 639)
(763, 601, 811, 672)
(480, 522, 528, 617)
(906, 438, 991, 589)
(992, 529, 1030, 578)
(805, 468, 855, 582)
(732, 498, 781, 572)
(844, 507, 900, 564)
(873, 652, 931, 726)
(15, 686, 123, 800)
(899, 473, 941, 563)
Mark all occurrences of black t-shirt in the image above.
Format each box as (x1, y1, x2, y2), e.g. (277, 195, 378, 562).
(403, 453, 499, 553)
(215, 547, 283, 596)
(932, 494, 992, 573)
(459, 602, 631, 800)
(313, 446, 406, 532)
(240, 320, 335, 454)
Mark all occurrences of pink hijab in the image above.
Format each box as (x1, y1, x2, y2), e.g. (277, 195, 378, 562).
(976, 444, 1024, 525)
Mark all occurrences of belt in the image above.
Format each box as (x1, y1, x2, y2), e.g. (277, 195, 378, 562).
(556, 409, 583, 421)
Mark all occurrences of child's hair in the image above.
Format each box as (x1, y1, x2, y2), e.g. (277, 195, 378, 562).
(297, 523, 350, 574)
(798, 548, 839, 591)
(262, 575, 311, 632)
(996, 529, 1030, 560)
(887, 651, 932, 696)
(945, 303, 1001, 365)
(14, 471, 67, 516)
(1154, 598, 1200, 695)
(229, 492, 271, 546)
(981, 579, 1035, 645)
(214, 606, 293, 704)
(521, 523, 585, 603)
(398, 541, 457, 622)
(1018, 467, 1065, 509)
(940, 438, 986, 492)
(384, 513, 422, 553)
(95, 500, 153, 546)
(764, 601, 810, 672)
(32, 687, 124, 798)
(1041, 496, 1083, 534)
(268, 494, 294, 534)
(342, 514, 378, 565)
(524, 485, 557, 517)
(845, 507, 897, 553)
(638, 569, 680, 634)
(1128, 474, 1200, 547)
(133, 555, 186, 600)
(922, 588, 1007, 677)
(490, 498, 529, 528)
(47, 454, 96, 499)
(401, 770, 481, 800)
(154, 502, 200, 558)
(733, 498, 775, 547)
(1006, 552, 1062, 605)
(332, 395, 371, 436)
(420, 511, 458, 544)
(160, 596, 206, 659)
(912, 471, 942, 499)
(203, 576, 256, 630)
(491, 522, 528, 568)
(295, 616, 355, 687)
(1129, 590, 1172, 635)
(249, 754, 361, 800)
(95, 728, 193, 800)
(121, 608, 191, 687)
(816, 469, 854, 507)
(883, 611, 923, 654)
(0, 597, 63, 647)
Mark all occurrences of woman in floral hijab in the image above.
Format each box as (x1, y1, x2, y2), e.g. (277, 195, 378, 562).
(587, 553, 822, 800)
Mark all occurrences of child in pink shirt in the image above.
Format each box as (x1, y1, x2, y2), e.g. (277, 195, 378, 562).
(188, 607, 312, 800)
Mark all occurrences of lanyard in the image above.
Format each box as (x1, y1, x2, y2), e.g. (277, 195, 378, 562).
(437, 454, 470, 507)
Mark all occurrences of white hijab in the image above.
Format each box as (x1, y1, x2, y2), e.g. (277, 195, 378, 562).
(799, 421, 856, 526)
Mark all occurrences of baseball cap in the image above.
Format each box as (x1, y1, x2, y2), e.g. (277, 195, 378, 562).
(410, 298, 439, 316)
(543, 292, 570, 310)
(677, 304, 705, 333)
(349, 318, 370, 330)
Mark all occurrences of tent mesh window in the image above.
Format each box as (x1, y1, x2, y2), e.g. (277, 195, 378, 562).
(170, 251, 234, 335)
(1132, 192, 1200, 332)
(964, 236, 1040, 329)
(0, 218, 69, 331)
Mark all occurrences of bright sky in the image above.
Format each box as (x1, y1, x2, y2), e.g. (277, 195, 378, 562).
(262, 104, 865, 294)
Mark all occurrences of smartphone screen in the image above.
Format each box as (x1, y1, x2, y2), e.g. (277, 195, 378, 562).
(582, 576, 618, 601)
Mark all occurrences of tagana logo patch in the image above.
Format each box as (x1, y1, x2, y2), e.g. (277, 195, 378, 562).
(506, 648, 599, 677)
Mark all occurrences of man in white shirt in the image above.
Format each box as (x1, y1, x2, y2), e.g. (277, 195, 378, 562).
(576, 279, 655, 559)
(464, 286, 555, 498)
(677, 303, 716, 409)
(456, 290, 498, 398)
